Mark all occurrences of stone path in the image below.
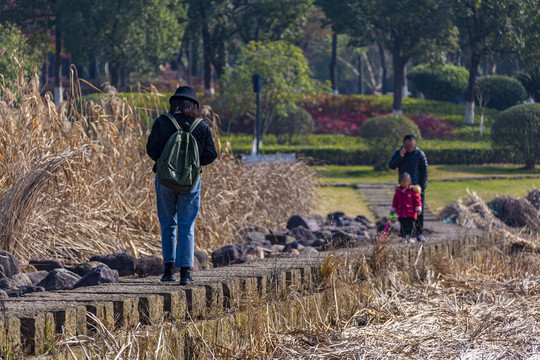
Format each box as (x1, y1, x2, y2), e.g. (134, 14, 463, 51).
(2, 183, 487, 358)
(355, 181, 439, 221)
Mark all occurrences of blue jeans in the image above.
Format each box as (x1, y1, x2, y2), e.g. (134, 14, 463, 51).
(155, 175, 201, 267)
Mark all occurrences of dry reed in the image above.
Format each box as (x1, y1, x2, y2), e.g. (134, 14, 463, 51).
(50, 241, 540, 359)
(0, 64, 315, 264)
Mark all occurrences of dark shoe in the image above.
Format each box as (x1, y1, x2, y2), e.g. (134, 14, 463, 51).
(417, 234, 427, 243)
(160, 262, 176, 282)
(179, 267, 195, 285)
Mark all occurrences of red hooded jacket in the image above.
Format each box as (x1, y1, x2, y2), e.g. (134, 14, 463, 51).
(391, 185, 422, 220)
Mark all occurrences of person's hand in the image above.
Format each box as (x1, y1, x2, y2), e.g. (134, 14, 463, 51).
(400, 146, 406, 157)
(416, 210, 421, 215)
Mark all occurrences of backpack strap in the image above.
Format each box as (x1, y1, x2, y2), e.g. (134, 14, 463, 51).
(163, 113, 181, 131)
(189, 118, 203, 133)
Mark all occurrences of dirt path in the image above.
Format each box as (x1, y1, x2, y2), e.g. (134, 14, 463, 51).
(355, 181, 474, 242)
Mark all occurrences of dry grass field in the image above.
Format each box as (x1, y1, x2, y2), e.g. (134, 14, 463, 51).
(0, 68, 315, 264)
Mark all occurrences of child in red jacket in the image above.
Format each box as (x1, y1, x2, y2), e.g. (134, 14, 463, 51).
(390, 173, 422, 243)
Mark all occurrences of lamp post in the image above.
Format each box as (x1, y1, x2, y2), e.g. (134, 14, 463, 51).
(252, 74, 262, 155)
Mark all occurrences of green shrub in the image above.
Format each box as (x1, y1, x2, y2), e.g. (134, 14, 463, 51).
(225, 134, 515, 165)
(476, 75, 527, 110)
(0, 23, 43, 84)
(517, 71, 540, 102)
(408, 64, 468, 102)
(359, 114, 421, 168)
(492, 104, 540, 169)
(268, 103, 314, 143)
(359, 114, 421, 142)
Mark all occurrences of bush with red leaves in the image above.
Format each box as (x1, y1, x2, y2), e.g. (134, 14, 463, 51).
(301, 95, 387, 136)
(411, 114, 456, 139)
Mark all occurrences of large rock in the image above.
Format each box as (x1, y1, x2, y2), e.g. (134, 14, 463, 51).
(74, 265, 119, 288)
(134, 256, 163, 277)
(283, 241, 306, 253)
(0, 273, 32, 290)
(0, 250, 19, 278)
(245, 247, 265, 261)
(0, 289, 7, 299)
(194, 250, 209, 269)
(26, 271, 49, 286)
(265, 233, 296, 245)
(69, 261, 107, 277)
(239, 231, 267, 243)
(311, 214, 327, 227)
(323, 229, 361, 249)
(288, 226, 318, 241)
(90, 253, 136, 277)
(355, 215, 376, 229)
(29, 259, 65, 272)
(327, 212, 358, 227)
(286, 215, 320, 232)
(37, 269, 81, 291)
(246, 224, 271, 235)
(212, 245, 246, 267)
(7, 286, 45, 298)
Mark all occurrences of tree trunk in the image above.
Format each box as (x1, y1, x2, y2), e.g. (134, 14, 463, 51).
(465, 53, 480, 124)
(392, 38, 404, 114)
(378, 43, 387, 94)
(330, 32, 338, 95)
(201, 21, 214, 94)
(358, 54, 365, 95)
(525, 158, 536, 170)
(110, 63, 120, 89)
(402, 65, 408, 98)
(53, 26, 63, 106)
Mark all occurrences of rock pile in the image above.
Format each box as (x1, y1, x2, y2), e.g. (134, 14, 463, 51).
(212, 212, 378, 267)
(0, 249, 211, 297)
(0, 212, 378, 295)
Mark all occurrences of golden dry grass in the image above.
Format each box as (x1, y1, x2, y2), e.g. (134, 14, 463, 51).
(0, 66, 315, 264)
(50, 241, 540, 359)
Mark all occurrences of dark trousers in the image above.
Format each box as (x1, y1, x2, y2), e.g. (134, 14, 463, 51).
(399, 218, 415, 237)
(415, 192, 425, 235)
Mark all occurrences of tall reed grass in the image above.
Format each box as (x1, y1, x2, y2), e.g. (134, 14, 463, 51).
(49, 238, 540, 359)
(0, 64, 315, 264)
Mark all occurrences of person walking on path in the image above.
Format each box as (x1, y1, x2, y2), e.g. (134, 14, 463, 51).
(146, 86, 217, 285)
(390, 173, 423, 243)
(389, 134, 428, 242)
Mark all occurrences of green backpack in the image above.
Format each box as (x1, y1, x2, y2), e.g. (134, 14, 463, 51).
(156, 114, 203, 192)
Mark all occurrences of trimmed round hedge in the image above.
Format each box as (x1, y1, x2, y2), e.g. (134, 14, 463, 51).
(492, 103, 540, 169)
(359, 114, 422, 141)
(408, 64, 468, 102)
(476, 75, 527, 110)
(268, 103, 314, 141)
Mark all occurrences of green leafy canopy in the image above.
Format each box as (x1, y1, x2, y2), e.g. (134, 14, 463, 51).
(220, 41, 330, 136)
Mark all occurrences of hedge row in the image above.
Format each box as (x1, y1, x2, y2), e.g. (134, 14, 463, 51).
(232, 145, 515, 165)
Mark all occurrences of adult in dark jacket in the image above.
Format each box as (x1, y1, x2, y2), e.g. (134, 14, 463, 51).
(146, 86, 217, 285)
(389, 134, 429, 241)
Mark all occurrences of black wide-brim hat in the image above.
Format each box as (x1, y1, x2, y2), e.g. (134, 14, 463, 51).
(169, 86, 200, 108)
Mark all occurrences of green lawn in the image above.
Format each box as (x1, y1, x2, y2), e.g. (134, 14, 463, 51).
(314, 164, 540, 184)
(314, 164, 540, 218)
(427, 178, 540, 214)
(312, 187, 375, 221)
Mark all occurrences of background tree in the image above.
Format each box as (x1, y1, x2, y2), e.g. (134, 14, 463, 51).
(318, 0, 453, 113)
(517, 0, 540, 102)
(452, 0, 528, 124)
(2, 0, 70, 104)
(62, 0, 187, 89)
(219, 41, 328, 139)
(0, 23, 42, 83)
(492, 104, 540, 169)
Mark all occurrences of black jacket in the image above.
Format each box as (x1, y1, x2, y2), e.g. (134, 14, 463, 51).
(146, 113, 218, 172)
(389, 145, 429, 190)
